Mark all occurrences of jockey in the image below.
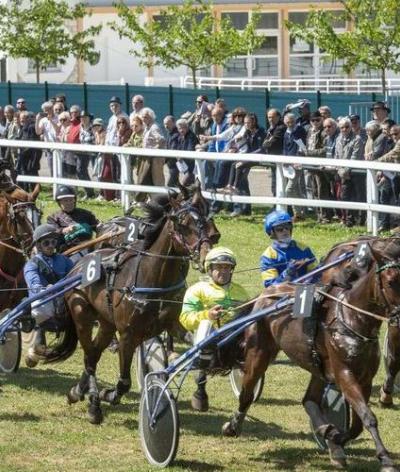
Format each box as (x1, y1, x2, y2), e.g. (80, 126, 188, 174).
(179, 247, 248, 412)
(180, 247, 248, 334)
(260, 210, 317, 287)
(47, 185, 98, 262)
(23, 223, 74, 368)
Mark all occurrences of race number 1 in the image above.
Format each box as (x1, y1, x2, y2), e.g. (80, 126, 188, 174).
(125, 220, 139, 244)
(81, 253, 102, 287)
(293, 284, 315, 318)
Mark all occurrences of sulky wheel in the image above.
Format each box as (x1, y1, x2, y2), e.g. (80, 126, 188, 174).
(139, 377, 179, 468)
(229, 367, 264, 402)
(310, 383, 350, 450)
(0, 310, 22, 373)
(135, 337, 168, 391)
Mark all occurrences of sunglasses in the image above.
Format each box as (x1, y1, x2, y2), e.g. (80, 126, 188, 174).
(40, 238, 58, 248)
(311, 118, 321, 122)
(17, 101, 25, 104)
(274, 224, 291, 232)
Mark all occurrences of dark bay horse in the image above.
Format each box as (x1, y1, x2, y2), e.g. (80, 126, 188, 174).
(0, 183, 40, 312)
(222, 243, 400, 472)
(55, 188, 219, 424)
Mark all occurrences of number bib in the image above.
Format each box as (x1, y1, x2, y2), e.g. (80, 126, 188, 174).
(81, 253, 102, 287)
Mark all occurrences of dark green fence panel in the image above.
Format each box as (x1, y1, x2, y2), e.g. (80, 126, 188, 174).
(0, 82, 393, 125)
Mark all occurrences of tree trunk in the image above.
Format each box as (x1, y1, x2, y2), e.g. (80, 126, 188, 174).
(35, 59, 40, 84)
(381, 68, 386, 97)
(191, 67, 197, 89)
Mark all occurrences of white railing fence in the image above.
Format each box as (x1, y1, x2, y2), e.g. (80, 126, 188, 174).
(182, 76, 399, 94)
(2, 138, 400, 236)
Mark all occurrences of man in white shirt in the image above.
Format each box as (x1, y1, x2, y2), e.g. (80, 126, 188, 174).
(35, 101, 59, 175)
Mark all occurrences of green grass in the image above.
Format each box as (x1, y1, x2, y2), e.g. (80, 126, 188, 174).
(0, 196, 398, 472)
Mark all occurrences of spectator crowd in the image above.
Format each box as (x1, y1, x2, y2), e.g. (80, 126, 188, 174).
(0, 93, 399, 230)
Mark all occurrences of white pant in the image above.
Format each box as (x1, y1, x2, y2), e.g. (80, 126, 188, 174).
(194, 319, 213, 345)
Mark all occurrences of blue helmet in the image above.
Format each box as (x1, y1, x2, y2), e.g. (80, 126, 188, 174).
(264, 210, 292, 235)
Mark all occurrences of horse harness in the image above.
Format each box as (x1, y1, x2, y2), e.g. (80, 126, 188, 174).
(99, 204, 208, 316)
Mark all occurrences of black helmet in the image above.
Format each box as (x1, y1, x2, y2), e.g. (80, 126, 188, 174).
(55, 185, 76, 200)
(33, 224, 59, 244)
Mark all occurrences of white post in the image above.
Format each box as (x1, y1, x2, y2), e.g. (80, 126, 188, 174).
(52, 150, 63, 199)
(120, 154, 131, 212)
(366, 169, 378, 235)
(195, 159, 206, 190)
(275, 163, 286, 212)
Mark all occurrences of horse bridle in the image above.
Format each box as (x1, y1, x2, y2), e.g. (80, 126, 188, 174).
(1, 201, 39, 256)
(375, 261, 400, 323)
(169, 204, 211, 265)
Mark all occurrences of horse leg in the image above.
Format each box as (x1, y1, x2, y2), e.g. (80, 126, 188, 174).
(380, 326, 400, 407)
(25, 328, 47, 368)
(67, 299, 105, 424)
(166, 333, 179, 362)
(67, 369, 90, 404)
(336, 372, 398, 472)
(100, 328, 135, 405)
(222, 331, 276, 437)
(191, 370, 209, 412)
(302, 376, 347, 469)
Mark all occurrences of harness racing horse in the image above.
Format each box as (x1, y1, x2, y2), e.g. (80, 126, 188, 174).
(58, 189, 219, 424)
(320, 235, 400, 409)
(222, 242, 400, 472)
(0, 183, 41, 312)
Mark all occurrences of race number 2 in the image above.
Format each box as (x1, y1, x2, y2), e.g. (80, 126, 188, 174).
(125, 220, 139, 244)
(81, 253, 102, 287)
(293, 284, 315, 318)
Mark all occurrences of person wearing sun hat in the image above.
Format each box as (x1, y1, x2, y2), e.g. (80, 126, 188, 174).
(371, 101, 391, 124)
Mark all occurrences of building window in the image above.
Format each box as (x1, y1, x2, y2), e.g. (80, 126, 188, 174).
(27, 59, 61, 74)
(288, 10, 346, 79)
(222, 11, 279, 79)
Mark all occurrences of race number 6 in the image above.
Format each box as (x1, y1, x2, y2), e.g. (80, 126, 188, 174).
(81, 253, 102, 287)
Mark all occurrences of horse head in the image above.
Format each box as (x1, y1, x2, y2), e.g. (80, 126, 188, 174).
(178, 180, 221, 271)
(0, 189, 41, 255)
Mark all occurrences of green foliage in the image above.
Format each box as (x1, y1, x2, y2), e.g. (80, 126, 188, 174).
(285, 0, 400, 94)
(110, 0, 263, 88)
(0, 0, 102, 83)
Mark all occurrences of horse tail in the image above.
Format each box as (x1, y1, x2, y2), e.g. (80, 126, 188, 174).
(42, 311, 78, 364)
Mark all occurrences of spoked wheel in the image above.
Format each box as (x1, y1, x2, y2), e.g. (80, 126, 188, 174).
(139, 377, 179, 468)
(0, 326, 22, 373)
(310, 383, 350, 450)
(383, 328, 400, 393)
(229, 367, 264, 402)
(135, 337, 168, 391)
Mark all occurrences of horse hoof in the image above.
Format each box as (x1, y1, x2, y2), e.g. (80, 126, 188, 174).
(329, 457, 347, 469)
(99, 388, 120, 405)
(222, 421, 238, 437)
(88, 408, 103, 425)
(380, 466, 399, 472)
(66, 388, 84, 405)
(379, 388, 394, 408)
(191, 393, 209, 412)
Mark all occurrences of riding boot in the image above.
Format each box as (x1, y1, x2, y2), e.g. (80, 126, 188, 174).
(191, 371, 209, 412)
(25, 328, 46, 368)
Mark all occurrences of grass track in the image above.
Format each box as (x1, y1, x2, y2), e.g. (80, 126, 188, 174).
(1, 198, 399, 472)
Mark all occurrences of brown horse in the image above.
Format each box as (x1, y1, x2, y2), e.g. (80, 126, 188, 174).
(0, 183, 40, 313)
(56, 187, 219, 424)
(319, 235, 400, 409)
(222, 242, 400, 472)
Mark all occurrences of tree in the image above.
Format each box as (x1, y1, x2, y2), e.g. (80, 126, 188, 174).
(0, 0, 102, 83)
(110, 0, 263, 88)
(285, 0, 400, 94)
